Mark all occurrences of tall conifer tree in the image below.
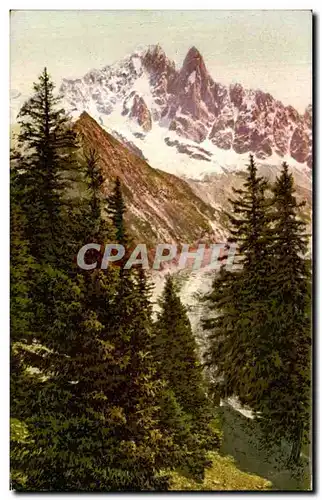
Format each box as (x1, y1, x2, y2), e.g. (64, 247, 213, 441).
(154, 275, 221, 479)
(13, 67, 79, 264)
(10, 79, 122, 489)
(251, 163, 311, 463)
(10, 169, 38, 429)
(203, 158, 311, 465)
(203, 155, 273, 402)
(106, 177, 128, 245)
(155, 275, 207, 412)
(104, 177, 178, 490)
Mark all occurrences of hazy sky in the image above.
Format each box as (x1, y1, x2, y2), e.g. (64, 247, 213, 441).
(10, 10, 312, 112)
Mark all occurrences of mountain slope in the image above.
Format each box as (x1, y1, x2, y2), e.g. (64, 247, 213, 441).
(61, 44, 312, 173)
(75, 112, 225, 245)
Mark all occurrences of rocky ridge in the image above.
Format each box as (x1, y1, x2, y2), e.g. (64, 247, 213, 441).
(74, 111, 226, 245)
(61, 44, 312, 168)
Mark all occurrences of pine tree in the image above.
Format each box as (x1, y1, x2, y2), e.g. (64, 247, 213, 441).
(203, 154, 273, 402)
(11, 140, 174, 491)
(10, 73, 119, 490)
(74, 148, 113, 270)
(67, 156, 176, 490)
(106, 177, 128, 245)
(10, 133, 121, 490)
(80, 173, 177, 490)
(154, 275, 221, 479)
(82, 148, 112, 242)
(154, 275, 207, 413)
(12, 265, 126, 491)
(10, 169, 35, 357)
(227, 154, 271, 273)
(10, 169, 40, 490)
(251, 163, 311, 464)
(202, 158, 311, 466)
(12, 67, 79, 264)
(202, 265, 246, 399)
(105, 269, 177, 490)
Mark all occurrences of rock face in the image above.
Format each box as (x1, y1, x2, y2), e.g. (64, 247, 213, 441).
(129, 94, 152, 132)
(61, 44, 312, 168)
(74, 112, 223, 245)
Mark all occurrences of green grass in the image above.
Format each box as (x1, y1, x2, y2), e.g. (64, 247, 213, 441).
(170, 452, 272, 491)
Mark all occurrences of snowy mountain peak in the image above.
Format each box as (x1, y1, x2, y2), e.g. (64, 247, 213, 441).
(58, 44, 312, 175)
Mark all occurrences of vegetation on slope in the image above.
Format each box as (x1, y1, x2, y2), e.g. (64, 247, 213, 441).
(170, 452, 271, 491)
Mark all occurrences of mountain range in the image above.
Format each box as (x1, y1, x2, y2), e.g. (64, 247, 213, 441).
(11, 44, 312, 249)
(60, 44, 312, 175)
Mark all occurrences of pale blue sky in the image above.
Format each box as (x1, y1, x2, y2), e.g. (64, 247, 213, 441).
(10, 10, 312, 111)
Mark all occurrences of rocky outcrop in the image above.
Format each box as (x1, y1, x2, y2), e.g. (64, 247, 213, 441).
(128, 94, 152, 132)
(290, 127, 310, 164)
(164, 137, 212, 161)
